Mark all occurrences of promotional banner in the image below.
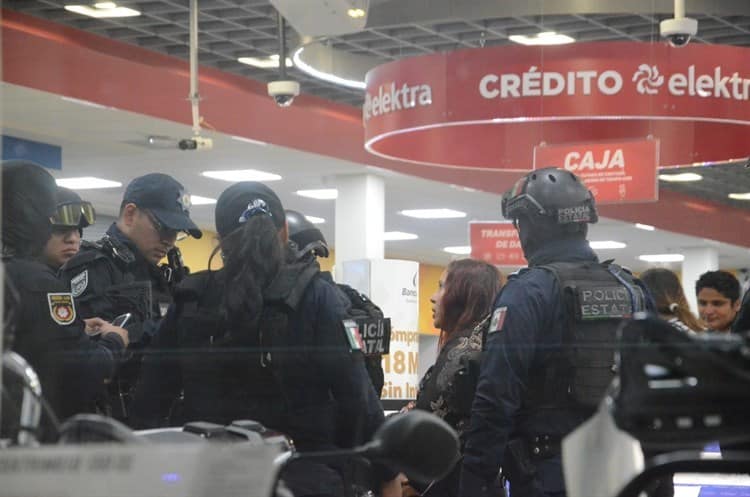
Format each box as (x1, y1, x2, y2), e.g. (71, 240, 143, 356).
(342, 259, 420, 403)
(469, 222, 526, 266)
(364, 42, 750, 170)
(533, 138, 659, 204)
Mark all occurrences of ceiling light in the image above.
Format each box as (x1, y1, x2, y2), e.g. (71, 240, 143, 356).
(347, 8, 366, 18)
(56, 177, 122, 190)
(728, 192, 750, 200)
(400, 209, 466, 219)
(61, 96, 109, 110)
(638, 254, 685, 263)
(384, 231, 418, 241)
(509, 31, 575, 46)
(237, 54, 293, 69)
(590, 241, 627, 250)
(190, 195, 217, 206)
(658, 172, 703, 182)
(305, 216, 325, 224)
(296, 189, 338, 200)
(292, 47, 366, 90)
(443, 246, 472, 255)
(64, 3, 140, 18)
(201, 169, 281, 182)
(231, 135, 268, 146)
(635, 223, 656, 231)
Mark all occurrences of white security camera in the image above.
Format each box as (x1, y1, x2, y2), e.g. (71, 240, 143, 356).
(660, 16, 698, 47)
(178, 136, 213, 151)
(267, 80, 300, 108)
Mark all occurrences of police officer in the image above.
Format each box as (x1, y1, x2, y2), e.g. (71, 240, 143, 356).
(41, 186, 95, 271)
(2, 161, 128, 438)
(286, 209, 386, 397)
(131, 182, 399, 497)
(60, 173, 201, 421)
(459, 168, 651, 497)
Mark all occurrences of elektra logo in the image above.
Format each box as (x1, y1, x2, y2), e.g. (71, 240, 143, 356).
(479, 64, 750, 101)
(363, 82, 433, 121)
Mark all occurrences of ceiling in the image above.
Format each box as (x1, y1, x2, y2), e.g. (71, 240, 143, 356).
(4, 82, 750, 271)
(6, 0, 750, 107)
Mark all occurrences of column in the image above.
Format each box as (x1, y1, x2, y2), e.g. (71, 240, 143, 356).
(681, 247, 718, 314)
(334, 174, 384, 270)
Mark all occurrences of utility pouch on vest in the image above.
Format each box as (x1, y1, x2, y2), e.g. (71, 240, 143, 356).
(540, 261, 645, 409)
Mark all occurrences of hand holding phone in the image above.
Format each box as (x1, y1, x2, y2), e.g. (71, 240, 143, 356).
(111, 313, 132, 328)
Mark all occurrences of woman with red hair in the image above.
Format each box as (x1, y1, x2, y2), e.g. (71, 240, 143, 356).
(406, 259, 503, 496)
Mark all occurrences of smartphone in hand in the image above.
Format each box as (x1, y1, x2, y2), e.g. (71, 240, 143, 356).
(111, 313, 132, 328)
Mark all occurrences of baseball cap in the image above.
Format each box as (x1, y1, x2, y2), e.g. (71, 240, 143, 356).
(123, 173, 202, 239)
(215, 181, 285, 238)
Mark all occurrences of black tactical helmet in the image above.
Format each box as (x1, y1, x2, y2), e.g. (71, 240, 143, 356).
(285, 210, 330, 258)
(501, 167, 598, 225)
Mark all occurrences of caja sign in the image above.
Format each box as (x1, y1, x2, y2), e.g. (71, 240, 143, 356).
(364, 42, 750, 172)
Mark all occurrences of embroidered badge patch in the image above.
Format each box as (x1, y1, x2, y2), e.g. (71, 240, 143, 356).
(489, 306, 508, 334)
(47, 293, 77, 325)
(342, 319, 365, 351)
(70, 270, 88, 297)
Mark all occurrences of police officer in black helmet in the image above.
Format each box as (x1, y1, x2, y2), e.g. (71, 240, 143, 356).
(286, 209, 386, 396)
(2, 161, 128, 439)
(459, 167, 653, 497)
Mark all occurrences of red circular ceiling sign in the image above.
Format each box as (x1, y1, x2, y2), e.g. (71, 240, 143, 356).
(363, 42, 750, 170)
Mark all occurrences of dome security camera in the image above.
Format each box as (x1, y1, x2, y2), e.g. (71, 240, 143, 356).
(660, 16, 698, 47)
(267, 80, 301, 107)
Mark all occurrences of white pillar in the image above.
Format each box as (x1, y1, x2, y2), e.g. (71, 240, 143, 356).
(681, 247, 718, 314)
(334, 174, 384, 270)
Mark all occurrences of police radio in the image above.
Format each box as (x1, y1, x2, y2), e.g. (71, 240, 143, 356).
(163, 247, 190, 286)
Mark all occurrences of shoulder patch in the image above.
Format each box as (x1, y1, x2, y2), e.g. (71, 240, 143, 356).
(342, 319, 365, 351)
(47, 293, 77, 326)
(488, 306, 508, 334)
(70, 270, 89, 297)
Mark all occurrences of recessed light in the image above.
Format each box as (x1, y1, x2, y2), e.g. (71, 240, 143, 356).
(728, 192, 750, 200)
(305, 215, 325, 224)
(449, 184, 477, 193)
(443, 246, 472, 255)
(231, 135, 268, 146)
(384, 231, 418, 241)
(590, 241, 627, 249)
(201, 169, 281, 182)
(509, 32, 575, 46)
(400, 209, 466, 219)
(347, 8, 366, 18)
(64, 3, 140, 18)
(190, 195, 216, 206)
(61, 96, 109, 110)
(237, 54, 293, 69)
(658, 172, 703, 182)
(635, 223, 656, 231)
(56, 177, 122, 190)
(292, 47, 365, 90)
(296, 189, 338, 200)
(638, 254, 685, 263)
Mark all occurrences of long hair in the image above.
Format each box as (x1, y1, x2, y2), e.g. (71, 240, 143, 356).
(439, 259, 503, 347)
(641, 268, 705, 332)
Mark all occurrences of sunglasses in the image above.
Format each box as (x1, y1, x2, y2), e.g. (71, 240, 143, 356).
(50, 202, 96, 227)
(144, 209, 187, 241)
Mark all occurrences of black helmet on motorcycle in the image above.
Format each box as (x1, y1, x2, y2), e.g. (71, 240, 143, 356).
(501, 167, 598, 226)
(285, 210, 330, 258)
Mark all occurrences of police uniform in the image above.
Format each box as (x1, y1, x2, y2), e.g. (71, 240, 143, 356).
(5, 257, 125, 435)
(131, 253, 386, 496)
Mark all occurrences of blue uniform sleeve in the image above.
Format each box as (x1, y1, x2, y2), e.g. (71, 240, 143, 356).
(459, 270, 557, 497)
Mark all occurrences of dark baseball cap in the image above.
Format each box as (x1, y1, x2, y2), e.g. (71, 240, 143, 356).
(123, 173, 202, 239)
(215, 181, 285, 238)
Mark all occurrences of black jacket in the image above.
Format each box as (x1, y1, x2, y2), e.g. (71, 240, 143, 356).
(4, 257, 125, 434)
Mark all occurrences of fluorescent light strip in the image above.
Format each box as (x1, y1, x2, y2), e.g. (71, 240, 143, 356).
(64, 4, 140, 18)
(728, 192, 750, 200)
(305, 216, 325, 224)
(61, 96, 109, 110)
(635, 223, 656, 231)
(296, 189, 338, 200)
(237, 55, 293, 69)
(384, 231, 418, 241)
(230, 135, 268, 146)
(638, 254, 685, 263)
(509, 32, 575, 46)
(190, 195, 217, 206)
(292, 47, 366, 90)
(590, 241, 627, 249)
(658, 173, 703, 182)
(347, 8, 366, 18)
(201, 169, 281, 182)
(443, 246, 471, 255)
(56, 177, 122, 190)
(401, 209, 466, 219)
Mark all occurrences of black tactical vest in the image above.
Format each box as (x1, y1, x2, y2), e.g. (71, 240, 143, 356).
(530, 261, 646, 410)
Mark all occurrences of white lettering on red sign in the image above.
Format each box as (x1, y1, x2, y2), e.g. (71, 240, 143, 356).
(564, 149, 625, 172)
(363, 82, 433, 121)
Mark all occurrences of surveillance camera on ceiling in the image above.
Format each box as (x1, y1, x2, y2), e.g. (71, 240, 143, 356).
(178, 136, 213, 151)
(660, 16, 698, 47)
(268, 80, 300, 108)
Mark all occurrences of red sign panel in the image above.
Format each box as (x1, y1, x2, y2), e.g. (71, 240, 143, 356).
(533, 138, 659, 204)
(470, 222, 527, 266)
